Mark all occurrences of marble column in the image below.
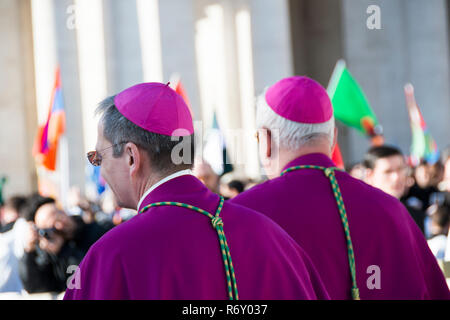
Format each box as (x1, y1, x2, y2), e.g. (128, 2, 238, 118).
(74, 0, 108, 152)
(53, 0, 86, 192)
(0, 0, 38, 197)
(341, 0, 450, 162)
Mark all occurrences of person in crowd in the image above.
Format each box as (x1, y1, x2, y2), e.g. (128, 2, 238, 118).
(99, 188, 136, 226)
(439, 148, 450, 192)
(64, 82, 329, 300)
(347, 162, 366, 181)
(403, 160, 442, 213)
(363, 145, 427, 233)
(0, 176, 7, 207)
(19, 195, 110, 293)
(67, 186, 115, 230)
(192, 159, 220, 193)
(230, 76, 449, 299)
(0, 195, 27, 233)
(428, 161, 445, 191)
(415, 161, 432, 189)
(0, 195, 28, 293)
(427, 204, 450, 260)
(364, 146, 409, 199)
(220, 180, 245, 199)
(66, 186, 94, 224)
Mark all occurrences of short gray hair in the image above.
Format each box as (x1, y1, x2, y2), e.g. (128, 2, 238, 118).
(256, 91, 335, 150)
(96, 95, 194, 174)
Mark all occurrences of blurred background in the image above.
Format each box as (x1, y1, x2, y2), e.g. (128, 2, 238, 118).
(0, 0, 449, 200)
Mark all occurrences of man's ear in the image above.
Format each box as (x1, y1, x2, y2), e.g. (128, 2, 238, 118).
(124, 142, 141, 176)
(266, 129, 272, 158)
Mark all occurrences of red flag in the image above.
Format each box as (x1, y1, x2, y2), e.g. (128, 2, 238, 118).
(404, 83, 439, 166)
(332, 143, 344, 169)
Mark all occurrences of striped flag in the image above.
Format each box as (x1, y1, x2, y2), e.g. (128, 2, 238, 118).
(404, 83, 439, 166)
(33, 67, 66, 171)
(327, 60, 384, 146)
(169, 73, 193, 117)
(332, 143, 344, 169)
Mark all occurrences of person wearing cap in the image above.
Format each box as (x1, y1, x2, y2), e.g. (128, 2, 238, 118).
(63, 82, 329, 300)
(230, 76, 450, 299)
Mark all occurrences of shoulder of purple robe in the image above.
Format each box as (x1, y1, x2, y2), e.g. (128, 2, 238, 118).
(231, 162, 450, 299)
(338, 174, 450, 299)
(65, 197, 331, 300)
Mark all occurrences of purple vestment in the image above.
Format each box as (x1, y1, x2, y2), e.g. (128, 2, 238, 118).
(64, 175, 329, 300)
(231, 153, 450, 299)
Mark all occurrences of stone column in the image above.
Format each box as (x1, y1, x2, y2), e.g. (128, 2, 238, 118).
(103, 0, 143, 94)
(234, 0, 260, 178)
(404, 0, 450, 153)
(74, 0, 108, 152)
(341, 0, 450, 162)
(136, 0, 164, 83)
(0, 0, 38, 197)
(158, 0, 201, 119)
(53, 0, 86, 191)
(250, 0, 294, 95)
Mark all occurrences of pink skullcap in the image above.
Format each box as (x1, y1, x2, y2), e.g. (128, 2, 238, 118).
(114, 82, 194, 136)
(265, 76, 333, 124)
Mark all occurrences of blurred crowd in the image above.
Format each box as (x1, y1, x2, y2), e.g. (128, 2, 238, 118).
(348, 145, 450, 263)
(1, 145, 449, 296)
(0, 191, 114, 294)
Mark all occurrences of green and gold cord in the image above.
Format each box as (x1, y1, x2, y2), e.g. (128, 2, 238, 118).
(139, 196, 239, 300)
(281, 165, 360, 300)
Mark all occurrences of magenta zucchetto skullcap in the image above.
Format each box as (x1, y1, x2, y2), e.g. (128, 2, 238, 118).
(114, 82, 194, 136)
(265, 76, 333, 124)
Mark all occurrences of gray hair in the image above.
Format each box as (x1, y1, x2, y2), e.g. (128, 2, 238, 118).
(96, 95, 194, 174)
(255, 91, 335, 150)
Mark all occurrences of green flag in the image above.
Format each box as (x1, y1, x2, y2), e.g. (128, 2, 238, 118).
(404, 83, 439, 165)
(327, 60, 381, 137)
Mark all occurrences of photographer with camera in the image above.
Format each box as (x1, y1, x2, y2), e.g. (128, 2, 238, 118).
(19, 195, 110, 294)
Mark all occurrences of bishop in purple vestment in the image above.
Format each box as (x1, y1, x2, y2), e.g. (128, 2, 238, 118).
(231, 76, 450, 300)
(63, 82, 329, 300)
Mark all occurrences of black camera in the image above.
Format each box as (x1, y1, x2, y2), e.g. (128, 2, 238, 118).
(37, 227, 57, 240)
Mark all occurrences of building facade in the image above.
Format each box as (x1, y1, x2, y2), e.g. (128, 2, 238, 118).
(1, 0, 449, 199)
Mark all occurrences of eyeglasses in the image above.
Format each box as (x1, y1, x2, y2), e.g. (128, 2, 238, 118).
(87, 142, 126, 166)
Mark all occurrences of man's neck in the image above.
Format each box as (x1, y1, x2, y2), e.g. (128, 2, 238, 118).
(277, 146, 331, 176)
(135, 169, 193, 211)
(134, 174, 164, 208)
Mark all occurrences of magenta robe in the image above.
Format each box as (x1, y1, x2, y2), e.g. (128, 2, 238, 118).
(63, 175, 329, 300)
(231, 153, 450, 299)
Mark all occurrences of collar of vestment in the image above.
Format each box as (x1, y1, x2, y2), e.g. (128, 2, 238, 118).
(282, 152, 336, 173)
(137, 169, 193, 211)
(137, 174, 221, 214)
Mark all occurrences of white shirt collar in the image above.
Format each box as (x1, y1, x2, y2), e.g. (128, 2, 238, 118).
(137, 169, 193, 211)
